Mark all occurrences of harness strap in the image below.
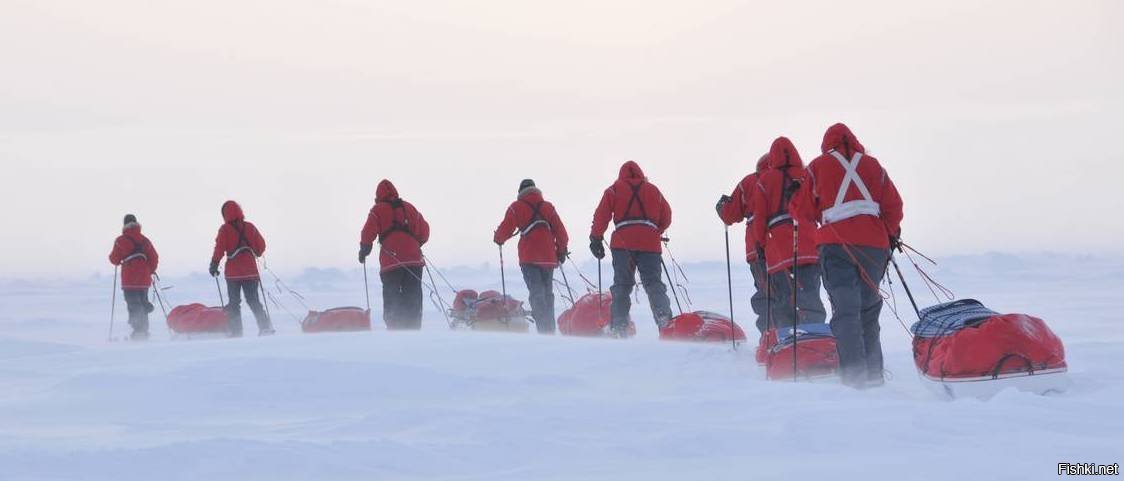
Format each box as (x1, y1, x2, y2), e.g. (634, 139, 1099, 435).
(228, 222, 257, 259)
(518, 200, 551, 236)
(766, 167, 796, 229)
(614, 181, 658, 230)
(378, 200, 419, 243)
(822, 150, 881, 224)
(122, 237, 148, 264)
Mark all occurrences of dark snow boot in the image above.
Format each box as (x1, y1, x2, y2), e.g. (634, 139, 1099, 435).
(130, 330, 149, 341)
(259, 327, 276, 336)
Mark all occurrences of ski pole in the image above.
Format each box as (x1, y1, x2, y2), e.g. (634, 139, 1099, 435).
(214, 274, 225, 306)
(724, 225, 736, 350)
(498, 245, 509, 325)
(597, 256, 603, 315)
(890, 253, 922, 320)
(108, 266, 118, 341)
(792, 219, 799, 382)
(558, 259, 576, 306)
(362, 261, 371, 312)
(660, 256, 684, 316)
(151, 274, 170, 324)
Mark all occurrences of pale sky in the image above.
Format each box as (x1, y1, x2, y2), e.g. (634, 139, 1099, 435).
(1, 0, 1121, 277)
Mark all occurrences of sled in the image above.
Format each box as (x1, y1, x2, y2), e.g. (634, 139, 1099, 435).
(763, 323, 840, 380)
(448, 289, 531, 333)
(558, 292, 636, 337)
(659, 311, 747, 343)
(167, 303, 230, 338)
(911, 299, 1068, 400)
(301, 307, 372, 333)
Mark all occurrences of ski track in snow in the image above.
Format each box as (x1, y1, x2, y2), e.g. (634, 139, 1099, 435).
(0, 254, 1121, 481)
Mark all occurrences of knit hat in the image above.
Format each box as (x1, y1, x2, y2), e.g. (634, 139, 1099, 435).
(518, 179, 536, 193)
(123, 214, 137, 226)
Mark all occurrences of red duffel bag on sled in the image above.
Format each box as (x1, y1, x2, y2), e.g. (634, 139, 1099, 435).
(911, 299, 1068, 399)
(167, 303, 229, 335)
(449, 289, 530, 332)
(659, 311, 747, 343)
(760, 323, 840, 380)
(302, 307, 371, 333)
(558, 292, 636, 337)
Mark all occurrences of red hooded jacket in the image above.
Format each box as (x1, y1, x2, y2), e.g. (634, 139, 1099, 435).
(590, 161, 672, 253)
(752, 137, 819, 274)
(211, 201, 266, 281)
(494, 187, 570, 268)
(719, 155, 768, 263)
(361, 180, 430, 273)
(109, 222, 159, 290)
(791, 123, 904, 250)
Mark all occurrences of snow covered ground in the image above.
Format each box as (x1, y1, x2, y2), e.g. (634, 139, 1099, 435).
(0, 253, 1121, 480)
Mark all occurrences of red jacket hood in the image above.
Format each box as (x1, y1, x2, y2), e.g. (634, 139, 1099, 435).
(222, 201, 244, 223)
(767, 136, 804, 176)
(820, 123, 866, 156)
(376, 179, 400, 202)
(618, 161, 646, 181)
(755, 154, 768, 173)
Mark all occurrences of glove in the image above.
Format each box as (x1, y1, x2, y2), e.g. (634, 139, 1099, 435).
(889, 234, 902, 252)
(715, 195, 732, 215)
(557, 250, 568, 265)
(589, 237, 605, 260)
(208, 261, 220, 277)
(756, 247, 766, 262)
(358, 243, 373, 264)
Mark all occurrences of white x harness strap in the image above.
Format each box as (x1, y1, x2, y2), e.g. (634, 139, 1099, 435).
(822, 150, 881, 225)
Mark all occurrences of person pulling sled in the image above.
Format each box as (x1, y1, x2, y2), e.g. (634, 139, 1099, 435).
(494, 179, 570, 334)
(209, 200, 274, 337)
(108, 214, 159, 340)
(589, 160, 674, 338)
(359, 179, 431, 330)
(751, 137, 827, 329)
(716, 154, 771, 333)
(791, 123, 904, 389)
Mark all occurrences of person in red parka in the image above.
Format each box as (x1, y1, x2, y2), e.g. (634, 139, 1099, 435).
(209, 200, 273, 337)
(359, 179, 431, 330)
(590, 160, 673, 337)
(751, 137, 827, 329)
(791, 123, 903, 389)
(494, 179, 570, 334)
(716, 154, 771, 333)
(108, 214, 159, 340)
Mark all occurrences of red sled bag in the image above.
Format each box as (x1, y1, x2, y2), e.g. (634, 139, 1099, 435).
(167, 303, 229, 334)
(764, 323, 839, 380)
(659, 311, 747, 343)
(912, 299, 1067, 380)
(558, 292, 636, 337)
(449, 289, 529, 327)
(301, 307, 371, 333)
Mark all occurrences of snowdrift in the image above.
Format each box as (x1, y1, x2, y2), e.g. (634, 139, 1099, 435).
(449, 289, 530, 332)
(911, 299, 1068, 399)
(659, 310, 746, 343)
(760, 323, 840, 380)
(166, 303, 229, 336)
(301, 307, 371, 333)
(558, 292, 636, 337)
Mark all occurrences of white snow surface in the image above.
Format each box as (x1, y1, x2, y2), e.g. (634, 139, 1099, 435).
(0, 254, 1121, 481)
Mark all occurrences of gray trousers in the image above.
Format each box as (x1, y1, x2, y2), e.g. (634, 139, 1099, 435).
(610, 249, 673, 330)
(520, 265, 556, 334)
(820, 244, 890, 388)
(749, 259, 770, 333)
(123, 288, 151, 335)
(226, 279, 272, 335)
(767, 264, 827, 329)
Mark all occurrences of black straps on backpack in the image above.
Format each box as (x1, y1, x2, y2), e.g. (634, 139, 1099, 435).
(518, 199, 551, 236)
(121, 236, 149, 264)
(378, 199, 419, 243)
(227, 221, 255, 259)
(767, 157, 796, 229)
(614, 181, 658, 230)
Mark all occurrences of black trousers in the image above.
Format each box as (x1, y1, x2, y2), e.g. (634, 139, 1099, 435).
(767, 263, 828, 329)
(381, 266, 424, 330)
(520, 265, 556, 334)
(749, 259, 770, 333)
(123, 288, 152, 335)
(226, 279, 271, 335)
(820, 244, 890, 388)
